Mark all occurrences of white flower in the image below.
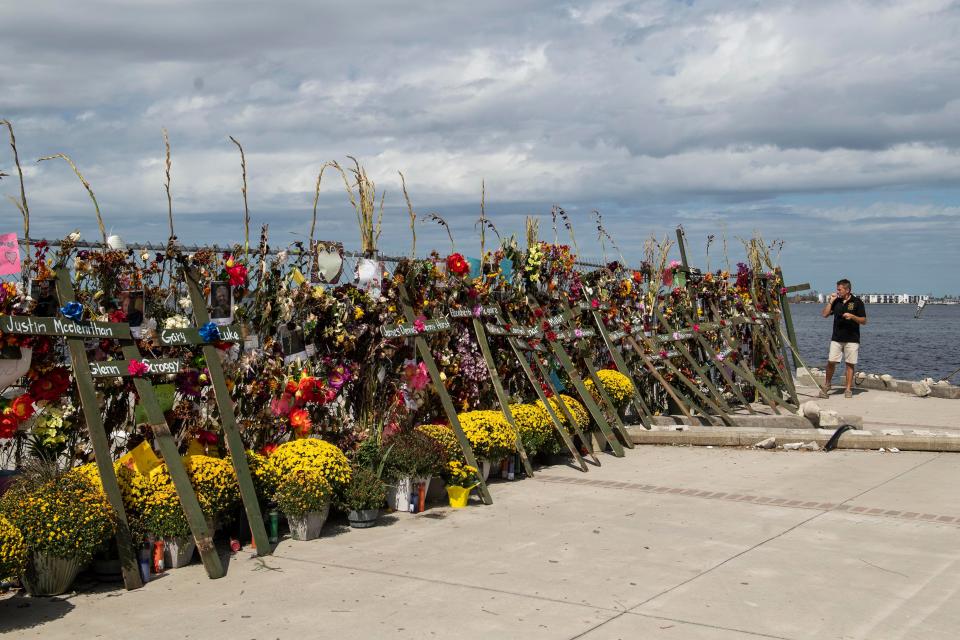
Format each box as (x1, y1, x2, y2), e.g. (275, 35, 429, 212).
(165, 315, 190, 329)
(178, 297, 193, 311)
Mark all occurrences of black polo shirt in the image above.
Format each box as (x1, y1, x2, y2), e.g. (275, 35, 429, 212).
(830, 295, 866, 343)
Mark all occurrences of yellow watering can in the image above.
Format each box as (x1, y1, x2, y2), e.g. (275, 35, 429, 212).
(446, 484, 478, 508)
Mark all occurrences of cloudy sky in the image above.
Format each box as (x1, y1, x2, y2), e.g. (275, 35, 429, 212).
(2, 0, 959, 294)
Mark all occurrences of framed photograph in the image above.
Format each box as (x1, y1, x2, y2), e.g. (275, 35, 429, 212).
(209, 281, 233, 324)
(30, 279, 59, 317)
(278, 322, 308, 365)
(119, 290, 145, 327)
(310, 241, 344, 285)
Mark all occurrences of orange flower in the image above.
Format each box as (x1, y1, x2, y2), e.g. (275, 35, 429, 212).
(289, 409, 312, 437)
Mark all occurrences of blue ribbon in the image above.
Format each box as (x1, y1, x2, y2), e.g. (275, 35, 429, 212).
(60, 301, 83, 321)
(198, 322, 221, 342)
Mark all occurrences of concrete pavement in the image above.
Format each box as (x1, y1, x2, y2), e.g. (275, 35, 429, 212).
(2, 446, 958, 640)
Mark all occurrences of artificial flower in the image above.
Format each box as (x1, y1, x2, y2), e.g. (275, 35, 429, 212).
(446, 253, 469, 276)
(60, 301, 84, 321)
(127, 359, 149, 377)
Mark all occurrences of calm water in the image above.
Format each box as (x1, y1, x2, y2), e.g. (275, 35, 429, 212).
(787, 303, 960, 381)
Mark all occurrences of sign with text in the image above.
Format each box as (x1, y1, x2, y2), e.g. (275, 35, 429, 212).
(89, 359, 183, 378)
(1, 315, 131, 340)
(380, 317, 452, 338)
(157, 324, 242, 346)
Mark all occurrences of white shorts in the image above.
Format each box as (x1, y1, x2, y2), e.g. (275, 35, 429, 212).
(828, 341, 859, 365)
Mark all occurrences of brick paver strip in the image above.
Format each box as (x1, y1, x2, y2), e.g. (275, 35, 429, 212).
(536, 474, 959, 527)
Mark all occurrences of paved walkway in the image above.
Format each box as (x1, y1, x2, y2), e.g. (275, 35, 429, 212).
(794, 383, 960, 432)
(3, 447, 958, 639)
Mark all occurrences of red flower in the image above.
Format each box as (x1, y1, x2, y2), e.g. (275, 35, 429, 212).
(197, 429, 219, 445)
(545, 330, 557, 342)
(533, 308, 544, 318)
(109, 309, 127, 323)
(260, 443, 278, 457)
(29, 367, 71, 401)
(227, 263, 248, 287)
(289, 409, 312, 437)
(0, 414, 18, 439)
(446, 253, 469, 276)
(296, 376, 320, 403)
(224, 255, 248, 287)
(632, 270, 644, 283)
(11, 394, 35, 421)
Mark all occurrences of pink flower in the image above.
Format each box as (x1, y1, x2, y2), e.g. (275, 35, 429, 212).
(413, 315, 427, 333)
(404, 360, 431, 390)
(270, 393, 294, 417)
(693, 324, 700, 332)
(127, 359, 149, 377)
(591, 299, 600, 309)
(658, 350, 668, 359)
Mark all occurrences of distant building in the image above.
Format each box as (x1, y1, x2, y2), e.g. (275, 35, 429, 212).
(861, 293, 930, 304)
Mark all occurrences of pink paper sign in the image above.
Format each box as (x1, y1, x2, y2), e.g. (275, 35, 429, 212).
(0, 233, 21, 276)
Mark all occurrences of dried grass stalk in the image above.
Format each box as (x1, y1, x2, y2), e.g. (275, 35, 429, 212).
(310, 161, 338, 249)
(162, 128, 174, 239)
(37, 153, 107, 245)
(335, 156, 383, 255)
(228, 136, 250, 258)
(2, 119, 31, 276)
(423, 212, 454, 254)
(398, 170, 417, 258)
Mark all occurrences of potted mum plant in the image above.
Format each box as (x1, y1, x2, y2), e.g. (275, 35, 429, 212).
(381, 430, 447, 512)
(141, 472, 195, 569)
(275, 469, 332, 541)
(443, 461, 479, 508)
(341, 466, 386, 528)
(0, 470, 116, 596)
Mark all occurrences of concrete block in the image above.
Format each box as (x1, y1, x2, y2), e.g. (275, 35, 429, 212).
(782, 442, 803, 450)
(818, 410, 841, 427)
(911, 381, 931, 397)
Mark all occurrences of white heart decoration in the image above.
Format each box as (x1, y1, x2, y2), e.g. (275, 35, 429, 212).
(312, 242, 344, 284)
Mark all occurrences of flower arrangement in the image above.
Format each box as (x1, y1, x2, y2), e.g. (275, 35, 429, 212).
(72, 461, 149, 516)
(456, 410, 516, 461)
(181, 455, 241, 518)
(0, 514, 27, 579)
(381, 430, 448, 481)
(509, 403, 561, 457)
(340, 466, 386, 512)
(274, 468, 332, 517)
(0, 472, 116, 564)
(443, 460, 479, 488)
(584, 369, 634, 408)
(265, 438, 352, 492)
(415, 423, 464, 462)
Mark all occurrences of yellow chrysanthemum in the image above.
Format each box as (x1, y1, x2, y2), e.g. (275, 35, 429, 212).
(265, 438, 352, 492)
(456, 410, 516, 461)
(584, 369, 634, 408)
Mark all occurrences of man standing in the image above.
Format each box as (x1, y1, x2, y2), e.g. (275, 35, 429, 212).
(821, 279, 867, 398)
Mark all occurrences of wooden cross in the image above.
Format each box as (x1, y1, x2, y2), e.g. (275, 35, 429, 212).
(388, 284, 493, 505)
(176, 264, 271, 555)
(483, 311, 590, 471)
(447, 305, 535, 478)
